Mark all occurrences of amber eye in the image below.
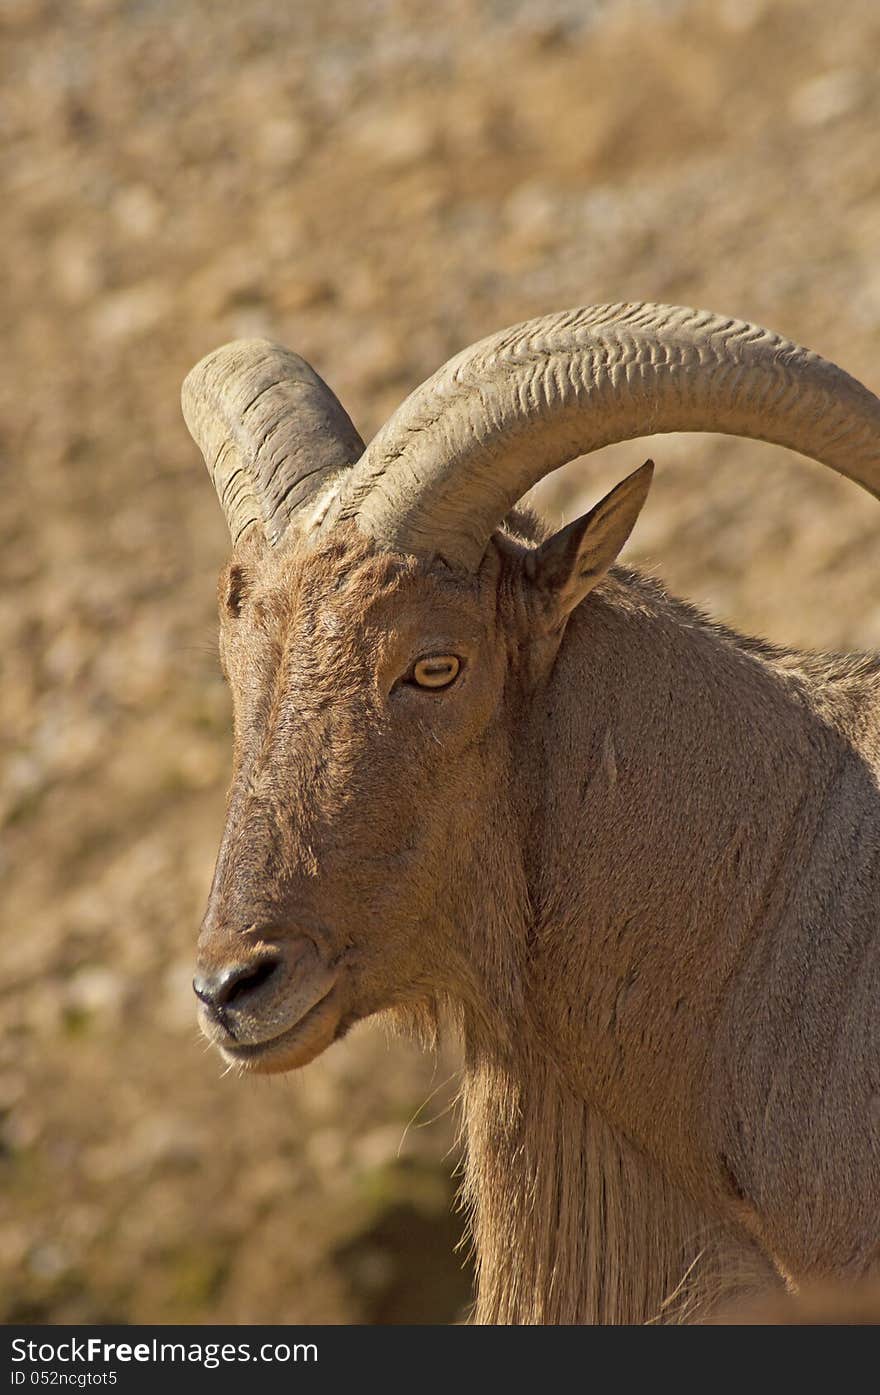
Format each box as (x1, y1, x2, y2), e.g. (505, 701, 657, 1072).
(411, 655, 461, 689)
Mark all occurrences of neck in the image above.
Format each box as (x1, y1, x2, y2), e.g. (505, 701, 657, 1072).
(521, 571, 865, 1196)
(457, 571, 877, 1316)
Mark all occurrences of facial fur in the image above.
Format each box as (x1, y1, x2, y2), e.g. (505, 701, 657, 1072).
(196, 522, 544, 1072)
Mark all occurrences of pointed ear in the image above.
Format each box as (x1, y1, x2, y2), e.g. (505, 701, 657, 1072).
(525, 460, 654, 623)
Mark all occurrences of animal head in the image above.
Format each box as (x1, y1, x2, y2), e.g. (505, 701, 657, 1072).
(185, 303, 880, 1074)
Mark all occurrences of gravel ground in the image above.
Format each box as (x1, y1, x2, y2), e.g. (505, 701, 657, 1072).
(3, 0, 879, 1322)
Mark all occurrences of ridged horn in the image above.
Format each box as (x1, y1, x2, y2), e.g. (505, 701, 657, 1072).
(182, 339, 364, 546)
(327, 303, 880, 570)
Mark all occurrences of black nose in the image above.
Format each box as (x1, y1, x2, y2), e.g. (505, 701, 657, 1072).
(193, 954, 281, 1016)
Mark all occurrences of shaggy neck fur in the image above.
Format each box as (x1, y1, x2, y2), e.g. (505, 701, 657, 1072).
(456, 563, 880, 1323)
(460, 1049, 758, 1324)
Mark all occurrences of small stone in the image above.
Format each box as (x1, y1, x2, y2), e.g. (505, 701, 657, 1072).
(790, 69, 864, 128)
(65, 966, 125, 1019)
(90, 282, 172, 342)
(112, 184, 163, 239)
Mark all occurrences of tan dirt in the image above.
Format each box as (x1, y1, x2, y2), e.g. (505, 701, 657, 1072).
(2, 0, 879, 1322)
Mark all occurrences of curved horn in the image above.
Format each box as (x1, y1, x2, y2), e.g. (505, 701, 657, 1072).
(327, 303, 880, 570)
(182, 340, 364, 546)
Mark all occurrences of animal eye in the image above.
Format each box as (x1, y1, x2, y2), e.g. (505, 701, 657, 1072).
(411, 655, 461, 690)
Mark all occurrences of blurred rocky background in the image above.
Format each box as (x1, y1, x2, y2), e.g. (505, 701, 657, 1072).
(2, 0, 879, 1323)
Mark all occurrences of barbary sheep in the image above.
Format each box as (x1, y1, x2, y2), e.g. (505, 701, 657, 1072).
(184, 303, 880, 1323)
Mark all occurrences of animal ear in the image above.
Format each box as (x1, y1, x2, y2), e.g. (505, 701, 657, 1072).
(525, 460, 654, 623)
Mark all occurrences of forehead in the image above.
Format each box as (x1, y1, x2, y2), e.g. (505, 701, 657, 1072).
(230, 531, 493, 645)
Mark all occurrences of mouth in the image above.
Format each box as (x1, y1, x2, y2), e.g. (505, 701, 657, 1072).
(218, 979, 347, 1075)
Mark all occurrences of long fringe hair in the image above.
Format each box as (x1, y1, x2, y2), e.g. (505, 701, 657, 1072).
(459, 1050, 776, 1324)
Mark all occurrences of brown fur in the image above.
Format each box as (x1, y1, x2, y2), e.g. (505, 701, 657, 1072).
(196, 507, 880, 1324)
(710, 1280, 880, 1324)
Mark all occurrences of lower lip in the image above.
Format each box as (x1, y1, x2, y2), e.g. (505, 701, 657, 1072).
(219, 981, 344, 1075)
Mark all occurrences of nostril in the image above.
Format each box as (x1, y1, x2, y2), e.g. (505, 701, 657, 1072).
(221, 955, 280, 1007)
(193, 954, 282, 1014)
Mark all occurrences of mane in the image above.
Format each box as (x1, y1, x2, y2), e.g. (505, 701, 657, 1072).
(459, 1045, 777, 1324)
